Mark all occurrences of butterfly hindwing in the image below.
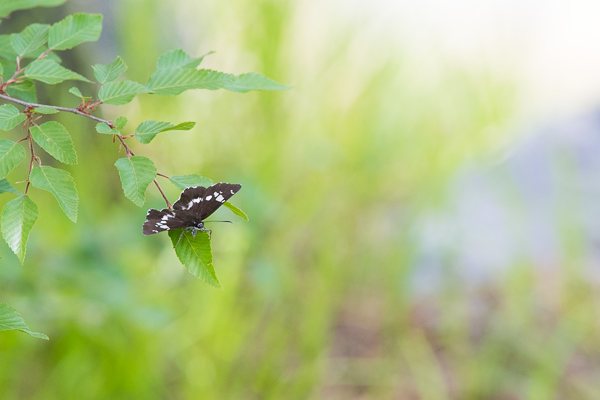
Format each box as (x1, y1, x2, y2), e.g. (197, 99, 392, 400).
(143, 208, 188, 235)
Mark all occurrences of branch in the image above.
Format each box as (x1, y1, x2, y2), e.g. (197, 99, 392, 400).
(0, 93, 111, 125)
(0, 93, 173, 209)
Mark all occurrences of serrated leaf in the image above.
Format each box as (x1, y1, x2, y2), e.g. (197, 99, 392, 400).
(114, 156, 156, 206)
(0, 0, 64, 19)
(95, 122, 118, 135)
(134, 120, 195, 144)
(10, 23, 49, 57)
(169, 174, 213, 189)
(32, 106, 58, 115)
(0, 179, 18, 194)
(1, 195, 37, 263)
(98, 80, 146, 105)
(0, 105, 26, 131)
(223, 202, 249, 221)
(146, 68, 232, 95)
(48, 13, 102, 51)
(92, 56, 127, 84)
(0, 140, 26, 179)
(24, 59, 90, 84)
(169, 229, 218, 286)
(0, 304, 48, 340)
(155, 49, 206, 71)
(115, 116, 128, 130)
(30, 121, 77, 164)
(30, 166, 78, 222)
(224, 72, 288, 92)
(6, 80, 37, 103)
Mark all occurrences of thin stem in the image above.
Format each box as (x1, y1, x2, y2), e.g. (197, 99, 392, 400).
(153, 180, 172, 209)
(157, 172, 170, 179)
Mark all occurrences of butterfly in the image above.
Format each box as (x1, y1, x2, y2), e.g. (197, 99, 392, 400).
(143, 182, 242, 235)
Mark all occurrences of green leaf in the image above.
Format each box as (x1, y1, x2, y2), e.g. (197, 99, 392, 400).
(30, 166, 78, 222)
(146, 68, 286, 95)
(6, 80, 37, 103)
(98, 80, 147, 105)
(0, 140, 26, 179)
(134, 120, 195, 144)
(32, 106, 58, 115)
(223, 202, 249, 221)
(92, 56, 127, 84)
(48, 13, 102, 51)
(0, 0, 64, 19)
(0, 35, 16, 60)
(24, 59, 90, 84)
(30, 121, 77, 164)
(1, 195, 37, 263)
(169, 174, 213, 189)
(146, 68, 231, 95)
(155, 49, 207, 71)
(115, 116, 128, 130)
(224, 72, 288, 93)
(10, 23, 49, 57)
(114, 156, 156, 206)
(68, 86, 88, 100)
(0, 63, 4, 79)
(0, 105, 26, 131)
(95, 122, 118, 135)
(0, 304, 48, 340)
(0, 179, 18, 194)
(169, 229, 218, 286)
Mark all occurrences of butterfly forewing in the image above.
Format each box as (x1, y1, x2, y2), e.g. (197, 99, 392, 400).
(173, 183, 242, 220)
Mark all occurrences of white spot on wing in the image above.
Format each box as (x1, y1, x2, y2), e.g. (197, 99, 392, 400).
(216, 194, 225, 203)
(206, 195, 212, 201)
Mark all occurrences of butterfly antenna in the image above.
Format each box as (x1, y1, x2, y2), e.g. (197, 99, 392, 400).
(204, 220, 233, 224)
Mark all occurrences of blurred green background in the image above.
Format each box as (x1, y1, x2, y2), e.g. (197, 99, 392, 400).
(3, 0, 600, 398)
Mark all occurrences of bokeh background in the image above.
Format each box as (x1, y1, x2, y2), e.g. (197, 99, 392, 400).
(3, 0, 600, 398)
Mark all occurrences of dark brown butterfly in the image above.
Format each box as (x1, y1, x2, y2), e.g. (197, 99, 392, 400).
(143, 182, 241, 235)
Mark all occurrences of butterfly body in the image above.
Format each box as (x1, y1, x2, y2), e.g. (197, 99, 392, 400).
(143, 182, 241, 235)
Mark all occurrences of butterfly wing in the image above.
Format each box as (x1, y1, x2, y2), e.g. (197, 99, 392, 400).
(143, 208, 190, 235)
(173, 183, 242, 220)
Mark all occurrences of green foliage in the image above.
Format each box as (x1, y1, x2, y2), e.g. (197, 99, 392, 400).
(30, 121, 77, 164)
(169, 229, 218, 286)
(1, 195, 38, 263)
(47, 13, 103, 51)
(0, 2, 285, 322)
(134, 120, 195, 144)
(0, 179, 18, 194)
(24, 59, 90, 84)
(0, 0, 64, 18)
(114, 156, 157, 206)
(169, 174, 213, 189)
(10, 23, 49, 58)
(0, 105, 26, 131)
(98, 80, 147, 105)
(95, 122, 118, 134)
(92, 56, 127, 84)
(0, 304, 47, 340)
(0, 140, 26, 179)
(30, 166, 78, 222)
